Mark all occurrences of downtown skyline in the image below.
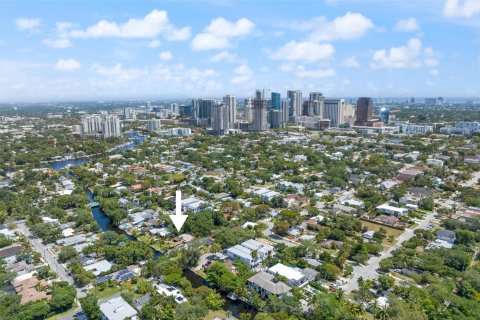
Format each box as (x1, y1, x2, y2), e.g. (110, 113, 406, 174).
(1, 0, 480, 101)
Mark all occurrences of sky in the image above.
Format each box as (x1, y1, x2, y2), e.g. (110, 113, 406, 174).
(1, 0, 480, 102)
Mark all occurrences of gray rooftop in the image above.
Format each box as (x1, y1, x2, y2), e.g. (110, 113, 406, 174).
(248, 271, 291, 295)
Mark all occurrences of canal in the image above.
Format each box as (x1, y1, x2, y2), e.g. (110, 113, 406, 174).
(49, 132, 254, 317)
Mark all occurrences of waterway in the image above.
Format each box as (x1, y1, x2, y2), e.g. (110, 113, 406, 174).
(49, 131, 147, 171)
(183, 269, 256, 319)
(48, 132, 252, 317)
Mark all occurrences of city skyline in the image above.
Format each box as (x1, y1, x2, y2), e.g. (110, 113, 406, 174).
(2, 0, 480, 101)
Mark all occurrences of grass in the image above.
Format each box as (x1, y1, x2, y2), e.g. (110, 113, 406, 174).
(46, 306, 78, 320)
(204, 310, 228, 320)
(361, 221, 404, 246)
(93, 283, 135, 300)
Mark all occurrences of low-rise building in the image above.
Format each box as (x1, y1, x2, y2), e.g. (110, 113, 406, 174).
(376, 203, 409, 217)
(226, 239, 274, 269)
(267, 263, 308, 287)
(248, 271, 291, 297)
(100, 296, 138, 320)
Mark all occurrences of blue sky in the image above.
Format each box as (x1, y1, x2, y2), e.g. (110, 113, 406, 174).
(1, 0, 480, 101)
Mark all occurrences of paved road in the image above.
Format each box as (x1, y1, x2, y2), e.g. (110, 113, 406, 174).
(260, 219, 300, 247)
(341, 210, 437, 293)
(460, 171, 480, 187)
(15, 221, 87, 299)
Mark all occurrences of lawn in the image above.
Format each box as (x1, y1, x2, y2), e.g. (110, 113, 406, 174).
(361, 221, 404, 245)
(204, 310, 228, 320)
(93, 283, 135, 300)
(46, 306, 78, 320)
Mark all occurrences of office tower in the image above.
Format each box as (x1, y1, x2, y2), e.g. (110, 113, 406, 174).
(147, 101, 151, 109)
(252, 98, 269, 132)
(379, 108, 390, 125)
(410, 97, 415, 104)
(355, 97, 373, 124)
(424, 98, 437, 105)
(147, 119, 162, 132)
(223, 95, 237, 127)
(179, 104, 192, 117)
(324, 99, 345, 127)
(124, 107, 132, 119)
(269, 109, 283, 129)
(170, 103, 179, 114)
(245, 98, 254, 122)
(342, 103, 356, 126)
(211, 103, 229, 135)
(305, 92, 325, 117)
(255, 89, 264, 100)
(102, 115, 122, 138)
(287, 90, 302, 119)
(271, 92, 281, 110)
(191, 99, 200, 119)
(281, 99, 289, 124)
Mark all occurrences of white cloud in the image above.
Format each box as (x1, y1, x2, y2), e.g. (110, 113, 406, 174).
(444, 0, 480, 18)
(55, 58, 81, 71)
(394, 18, 420, 32)
(191, 17, 255, 51)
(148, 39, 161, 48)
(43, 22, 74, 48)
(209, 50, 236, 63)
(43, 37, 72, 48)
(15, 18, 41, 32)
(231, 63, 253, 84)
(430, 69, 439, 76)
(342, 56, 360, 68)
(279, 63, 335, 78)
(371, 38, 439, 69)
(294, 66, 336, 78)
(159, 51, 172, 61)
(291, 12, 373, 41)
(270, 41, 335, 62)
(70, 10, 190, 40)
(92, 63, 148, 80)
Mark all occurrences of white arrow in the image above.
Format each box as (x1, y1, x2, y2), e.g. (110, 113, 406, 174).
(169, 190, 188, 232)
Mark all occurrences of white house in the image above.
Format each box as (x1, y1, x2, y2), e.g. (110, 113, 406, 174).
(376, 203, 409, 217)
(100, 296, 138, 320)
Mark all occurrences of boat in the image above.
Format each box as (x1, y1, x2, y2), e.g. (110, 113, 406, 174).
(227, 292, 237, 301)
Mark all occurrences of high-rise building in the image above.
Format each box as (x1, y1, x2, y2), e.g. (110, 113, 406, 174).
(379, 108, 390, 125)
(255, 89, 264, 100)
(252, 98, 269, 132)
(170, 103, 179, 115)
(281, 99, 289, 124)
(287, 90, 302, 119)
(307, 92, 325, 117)
(269, 109, 284, 129)
(324, 99, 345, 127)
(123, 107, 132, 119)
(191, 98, 215, 125)
(271, 92, 281, 110)
(355, 97, 373, 126)
(179, 104, 192, 117)
(102, 115, 122, 138)
(147, 119, 162, 132)
(223, 95, 237, 127)
(211, 103, 229, 135)
(80, 115, 103, 135)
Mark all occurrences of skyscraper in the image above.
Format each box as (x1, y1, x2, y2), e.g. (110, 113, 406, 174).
(355, 97, 373, 126)
(252, 98, 269, 132)
(223, 95, 237, 127)
(307, 92, 325, 117)
(287, 90, 302, 119)
(281, 99, 289, 124)
(211, 103, 229, 135)
(271, 92, 281, 110)
(102, 115, 122, 138)
(123, 107, 132, 119)
(379, 108, 390, 125)
(324, 99, 345, 127)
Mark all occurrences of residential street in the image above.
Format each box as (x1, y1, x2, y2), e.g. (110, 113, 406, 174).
(15, 221, 87, 299)
(260, 219, 300, 247)
(341, 210, 437, 293)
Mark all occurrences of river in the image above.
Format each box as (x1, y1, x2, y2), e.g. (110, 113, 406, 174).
(49, 132, 253, 317)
